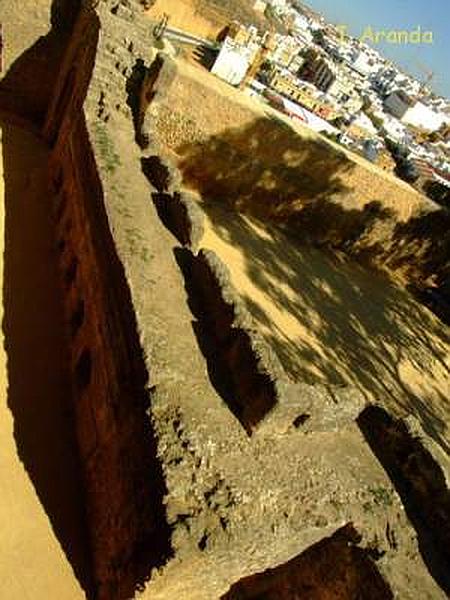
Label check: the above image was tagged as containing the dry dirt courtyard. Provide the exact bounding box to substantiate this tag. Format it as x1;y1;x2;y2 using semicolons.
198;200;450;454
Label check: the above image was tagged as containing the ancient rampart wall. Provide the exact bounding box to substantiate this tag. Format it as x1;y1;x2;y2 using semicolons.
1;2;449;599
42;6;170;597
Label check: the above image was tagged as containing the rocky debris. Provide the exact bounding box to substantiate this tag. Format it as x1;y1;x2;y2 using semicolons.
151;401;238;557
187;248;289;433
221;523;394;600
256;382;368;437
358;405;450;593
141;152;182;194
110;3;135;21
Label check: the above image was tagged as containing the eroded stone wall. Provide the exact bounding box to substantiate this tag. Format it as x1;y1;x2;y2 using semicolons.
139;152;284;433
2;2;450;599
221;524;394;600
44;6;170;597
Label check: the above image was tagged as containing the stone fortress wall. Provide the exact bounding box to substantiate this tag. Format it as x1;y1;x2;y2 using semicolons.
0;1;449;599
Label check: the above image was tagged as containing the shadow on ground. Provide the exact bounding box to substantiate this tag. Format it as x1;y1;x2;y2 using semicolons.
202;202;450;454
1;119;94;596
177;114;358;219
175;117;450;455
0;0;95;594
192;44;218;70
388;209;450;285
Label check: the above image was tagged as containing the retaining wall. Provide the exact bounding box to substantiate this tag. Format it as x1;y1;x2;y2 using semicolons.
142;54;450;285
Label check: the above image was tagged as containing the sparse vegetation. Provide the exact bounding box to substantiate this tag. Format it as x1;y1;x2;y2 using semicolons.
368;486;394;507
94;122;121;174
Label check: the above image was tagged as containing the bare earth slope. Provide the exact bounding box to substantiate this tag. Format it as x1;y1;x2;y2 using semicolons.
0;0;88;596
199;202;450;453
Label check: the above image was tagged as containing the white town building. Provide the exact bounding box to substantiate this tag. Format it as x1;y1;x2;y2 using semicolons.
211;38;254;86
384;91;448;132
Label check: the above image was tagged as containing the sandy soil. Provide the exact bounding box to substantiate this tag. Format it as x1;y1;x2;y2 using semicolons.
2;0;52;72
147;0;225;40
199;201;450;453
0;122;86;599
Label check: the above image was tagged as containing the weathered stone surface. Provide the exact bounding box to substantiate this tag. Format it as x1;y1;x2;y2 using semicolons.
138;53;178;150
256;382;368;437
2;1;449;599
186;248;281;433
172;191;205;250
221;524;394;600
358;405;450;591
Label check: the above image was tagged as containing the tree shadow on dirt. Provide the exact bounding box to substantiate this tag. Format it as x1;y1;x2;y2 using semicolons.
177;114;357;220
176;117;450;456
387;209;450;286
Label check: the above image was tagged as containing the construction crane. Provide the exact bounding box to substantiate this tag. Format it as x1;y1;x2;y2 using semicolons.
417;61;434;88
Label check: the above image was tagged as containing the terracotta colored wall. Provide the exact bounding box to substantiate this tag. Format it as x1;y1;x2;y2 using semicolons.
44;9;170;597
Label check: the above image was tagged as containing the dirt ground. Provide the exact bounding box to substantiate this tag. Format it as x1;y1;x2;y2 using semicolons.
147;0;225;40
0;121;86;599
198;200;450;454
162;58;449;453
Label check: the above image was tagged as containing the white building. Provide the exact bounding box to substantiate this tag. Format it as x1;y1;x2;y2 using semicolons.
351;112;378;137
352;50;380;76
373;110;410;144
403;103;448;132
385;91;448;132
268;0;288;14
291;13;310;34
211;39;253;86
326;67;364;115
269;34;300;68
